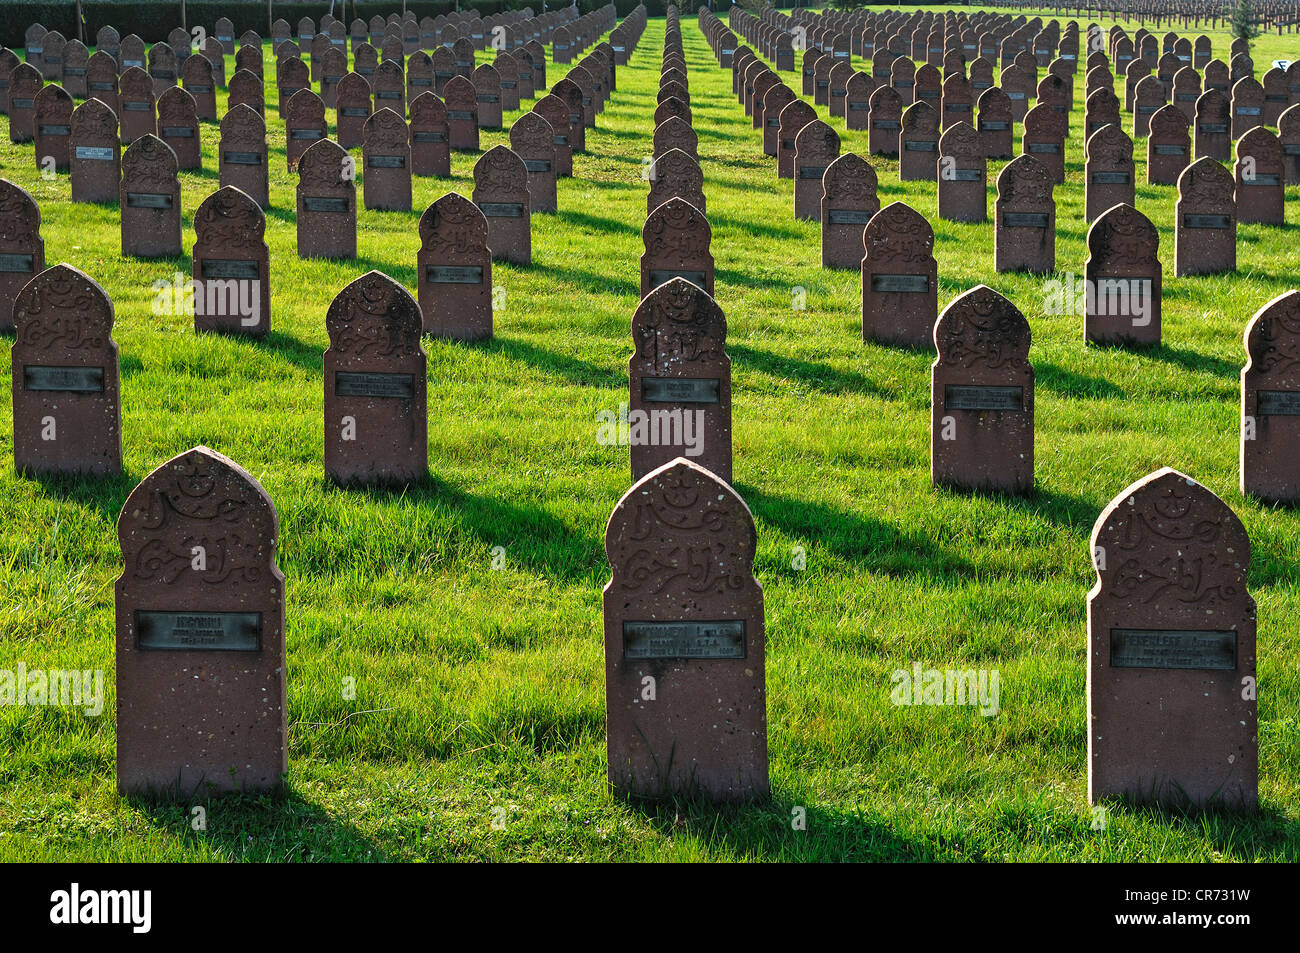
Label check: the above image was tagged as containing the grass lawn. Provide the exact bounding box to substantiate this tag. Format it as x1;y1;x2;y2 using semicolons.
0;8;1297;861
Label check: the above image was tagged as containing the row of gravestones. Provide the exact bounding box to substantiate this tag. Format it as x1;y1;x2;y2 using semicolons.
701;22;1289;351
91;282;1278;808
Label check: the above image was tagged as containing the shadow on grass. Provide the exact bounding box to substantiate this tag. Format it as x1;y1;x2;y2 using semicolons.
729;341;903;399
1034;360;1127;399
325;472;604;583
471;335;625;388
1142;342;1241;378
738;483;975;577
555;207;641;237
129;783;383;862
528;259;642;298
1096;796;1299;859
620;792;955;861
26;467;140;523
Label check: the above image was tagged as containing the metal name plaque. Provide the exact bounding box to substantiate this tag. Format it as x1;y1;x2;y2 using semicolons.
623;620;745;660
1183;214;1231;229
476;94;500;103
1257;390;1300;416
75;146;114;160
410;78;432;87
641;377;720;404
303;196;348;212
335;371;416;399
479;202;523;217
523;159;551;172
950;168;982;181
1091;171;1131;184
1153;144;1187;155
871;273;930;293
367;155;406;168
127;192;174;209
905;140;938;151
1027;142;1060;153
1109;629;1236;670
1003;212;1049;227
426;265;483;284
223;151;262;165
945;385;1024;411
122;101;150;111
872;119;901;129
413;131;447;142
828;208;874;225
11;98;35;109
1245;173;1281;186
447;110;473;120
161;126;194;137
947;102;971;111
1237;106;1262;116
377;90;402;99
189;84;211;93
136;610;262;652
290;128;324;139
0;253;35;273
89;81;115;91
981;120;1009;130
340;106;369;117
848;101;871;111
1199;123;1228;133
798;165;828;179
201;259;260;280
649;269;707;288
23;364;105;392
38;124;70;136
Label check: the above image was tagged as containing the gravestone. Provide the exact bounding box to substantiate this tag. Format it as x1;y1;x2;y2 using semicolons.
417;192;492;339
85;50;120;116
406;50;434;104
472;63;503;130
820;153;879;270
648;147;705;217
297;138;357;260
0;180;45;333
1281;104;1300;186
228;69;265;117
1001;63;1034;121
182;53;217;122
121;33;146;73
1242;290;1300;503
11;263;119;475
235;44;264;79
536;95;573;177
994;154;1054;273
219;104;269;210
361;108;412;212
120;135;181;258
33;84;73;172
1232;77;1266;140
148;42;179;98
1085;123;1135;223
117;67;156;145
552;77;586;153
324;271;427;485
793;120;840;222
1194;88;1232;161
844;71;872;131
867;84;903;157
510;111;557;214
285;88;328;172
603;457;767;801
1234;127;1285;226
8;63;42;143
1037;72;1071;134
373;59;406;118
277;56;310;115
628;277;731;483
1173;66;1201;123
976;87;1013;158
192;186;270;336
70;97;120;205
653;93;689;129
96;25;122;64
777;99;817;178
336;73;372;149
115;446;286;795
937;121;986;223
941;72;974;131
445;75;479;150
157;86;201;172
930;285;1034;494
1085;203;1162;346
1147;104;1191;185
1088;468;1256;810
761;84;796;158
653;115;697;162
216;17;235;54
899;100;940;180
61;39;88;100
1132;74;1165;138
641;197;713;299
409;91;451;178
320;47;347;109
432;46;456;95
1176;158;1237;277
473;145;532;265
1086;85;1123;138
861;202;937;350
494;52;520;113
